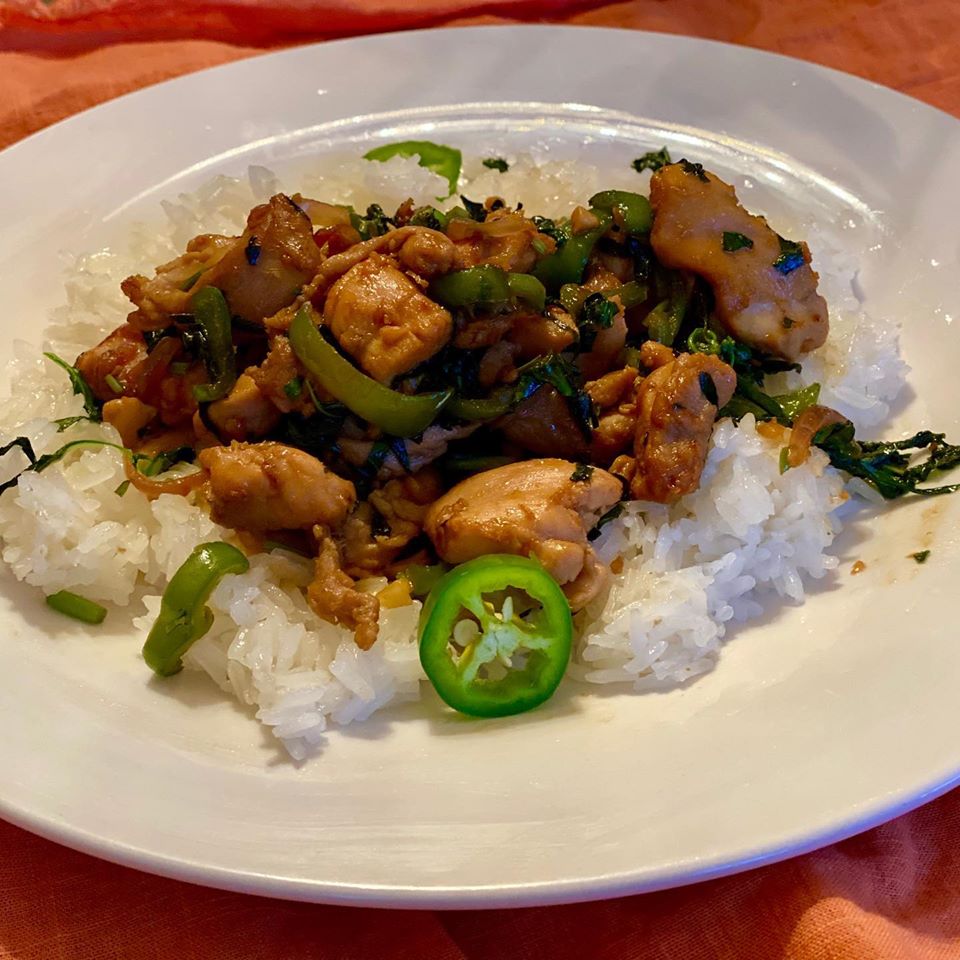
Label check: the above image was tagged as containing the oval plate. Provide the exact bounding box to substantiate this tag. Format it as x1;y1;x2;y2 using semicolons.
1;26;959;908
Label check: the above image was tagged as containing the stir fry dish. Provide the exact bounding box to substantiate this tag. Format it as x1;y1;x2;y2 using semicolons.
6;145;959;721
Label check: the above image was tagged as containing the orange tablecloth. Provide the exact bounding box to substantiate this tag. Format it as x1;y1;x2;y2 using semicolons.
2;2;959;958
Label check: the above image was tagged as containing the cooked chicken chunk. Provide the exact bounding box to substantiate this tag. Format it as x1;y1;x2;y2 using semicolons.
449;210;553;274
510;307;577;360
101;397;156;448
206;374;281;441
586;367;640;463
323;253;453;382
197;441;355;531
424;459;622;609
307;538;379;650
620;352;736;504
75;323;148;400
120;235;234;331
244;335;312;415
341;469;444;578
123;194;322;330
650;163;828;360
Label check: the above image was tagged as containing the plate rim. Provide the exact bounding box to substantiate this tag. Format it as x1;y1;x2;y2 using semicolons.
1;23;959;909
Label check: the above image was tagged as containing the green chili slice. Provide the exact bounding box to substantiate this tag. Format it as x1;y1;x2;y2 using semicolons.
363;140;462;198
46;590;107;624
190;286;237;403
429;266;545;313
418;555;573;718
588;190;653;234
532;213;611;291
289;304;452;437
142;541;249;677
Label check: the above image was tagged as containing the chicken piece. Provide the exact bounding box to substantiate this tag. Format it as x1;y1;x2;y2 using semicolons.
448;210;555;274
638;340;675;371
425;458;622;609
75;323;201;425
244;335;312;415
497;386;589;460
197;441;355;531
206;374;281;441
625;352;736;503
75;323;148;400
124;195;322;330
649;163;828;360
510;307;577;360
307;538;380;650
120;235;234;331
397;229;456;279
586;367;640;464
338;422;480;479
101;397;157;448
323;254;452;382
341;469;444;577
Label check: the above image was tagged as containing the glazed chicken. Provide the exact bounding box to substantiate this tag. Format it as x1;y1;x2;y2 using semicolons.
323;253;453;382
63;159;839;653
424;459;622;609
614;351;736;504
198;442;355;531
123;194;323;330
650;162;829;360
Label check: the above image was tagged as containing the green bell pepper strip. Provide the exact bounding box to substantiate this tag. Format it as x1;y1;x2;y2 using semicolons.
588;190;653;234
506;273;546;312
644;273;696;346
46;590;107;625
418;555;573;718
289;305;452;438
559;279;647;318
429;266;546;313
142;542;249;677
363;140;462;198
446;385;515;422
532;212;611;291
191;286;237;403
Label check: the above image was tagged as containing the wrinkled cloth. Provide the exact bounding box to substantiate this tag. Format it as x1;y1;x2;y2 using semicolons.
1;2;960;958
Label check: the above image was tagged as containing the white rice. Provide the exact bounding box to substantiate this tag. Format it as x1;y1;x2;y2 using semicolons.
0;156;907;760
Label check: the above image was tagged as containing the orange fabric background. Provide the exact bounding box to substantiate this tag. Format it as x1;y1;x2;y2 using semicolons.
1;2;959;958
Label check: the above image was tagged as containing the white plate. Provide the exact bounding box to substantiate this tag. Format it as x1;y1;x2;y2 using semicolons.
1;26;959;909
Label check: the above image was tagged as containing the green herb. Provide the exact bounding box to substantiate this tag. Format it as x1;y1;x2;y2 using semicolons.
104;374;123;395
910;550;931;564
679;159;709;182
350;203;393;240
570;463;594;483
363;140;462;198
779;447;791;474
45;590;107;625
773;382;820;420
577;293;618;352
814;423;960;500
530;216;568;249
190;286;237;403
699;372;719;406
687;326;720;355
631;147;672;173
460;195;486;222
409;206;448;231
514;354;596;440
531;238;547;255
722;231;754;252
52;415;91;433
44;352;101;421
283;377;303;399
588;502;624;541
482;157;509;173
179;269;204;292
114;480;131;497
773;236;805;274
